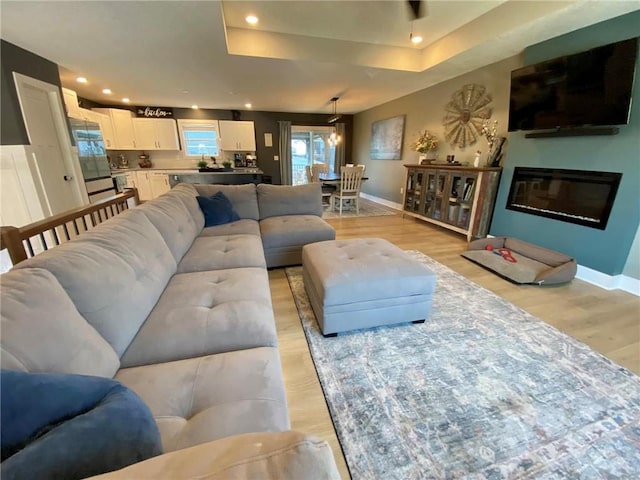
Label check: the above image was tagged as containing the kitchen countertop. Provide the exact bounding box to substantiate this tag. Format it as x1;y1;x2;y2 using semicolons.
110;167;263;175
110;167;198;174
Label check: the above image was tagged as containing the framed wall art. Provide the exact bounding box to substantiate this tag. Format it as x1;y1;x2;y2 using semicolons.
370;115;405;160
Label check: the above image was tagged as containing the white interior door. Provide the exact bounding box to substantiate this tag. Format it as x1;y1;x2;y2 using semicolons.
13;73;84;214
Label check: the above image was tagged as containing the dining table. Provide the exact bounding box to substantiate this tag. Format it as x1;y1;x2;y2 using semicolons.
317;173;369;183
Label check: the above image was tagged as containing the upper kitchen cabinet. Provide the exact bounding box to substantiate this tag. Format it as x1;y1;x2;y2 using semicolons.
133;118;179;150
62;87;80;118
68;108;116;149
95;112;116;149
219;120;256;151
92;108;137;150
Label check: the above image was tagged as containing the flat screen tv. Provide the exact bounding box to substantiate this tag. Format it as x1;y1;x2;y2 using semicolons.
508;37;638;132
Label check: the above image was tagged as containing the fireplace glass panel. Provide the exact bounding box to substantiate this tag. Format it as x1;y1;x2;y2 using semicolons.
506;167;621;230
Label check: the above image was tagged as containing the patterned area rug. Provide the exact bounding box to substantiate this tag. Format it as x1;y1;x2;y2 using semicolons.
285;251;640;479
322;198;397;219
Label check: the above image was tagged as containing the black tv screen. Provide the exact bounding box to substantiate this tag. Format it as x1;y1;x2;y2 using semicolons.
508;37;638;132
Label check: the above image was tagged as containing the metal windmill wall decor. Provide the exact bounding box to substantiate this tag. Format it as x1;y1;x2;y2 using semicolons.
442;84;492;149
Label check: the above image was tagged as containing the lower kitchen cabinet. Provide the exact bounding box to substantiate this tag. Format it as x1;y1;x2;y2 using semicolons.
149;172;171;197
135;171;153;201
403;164;501;241
134;170;173;201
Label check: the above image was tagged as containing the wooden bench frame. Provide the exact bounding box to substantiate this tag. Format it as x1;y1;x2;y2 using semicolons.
1;189;139;266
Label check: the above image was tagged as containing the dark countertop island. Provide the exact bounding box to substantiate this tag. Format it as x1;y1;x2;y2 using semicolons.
168;169;265;187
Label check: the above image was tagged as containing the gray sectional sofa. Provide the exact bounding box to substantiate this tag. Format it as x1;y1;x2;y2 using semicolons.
0;182;339;478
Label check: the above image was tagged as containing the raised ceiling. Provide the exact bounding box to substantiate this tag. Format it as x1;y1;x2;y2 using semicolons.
1;1;638;114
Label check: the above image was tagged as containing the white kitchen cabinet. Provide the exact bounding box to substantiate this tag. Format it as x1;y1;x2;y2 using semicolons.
62;88;80;118
219;120;256;151
133;118;179;151
70;108;116;150
135;170;153;201
96;113;116;149
135;170;170;200
124;172;136;189
93;108;137;150
149;171;171;197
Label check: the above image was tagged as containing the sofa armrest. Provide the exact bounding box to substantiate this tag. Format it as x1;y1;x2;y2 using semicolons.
86;431;340;480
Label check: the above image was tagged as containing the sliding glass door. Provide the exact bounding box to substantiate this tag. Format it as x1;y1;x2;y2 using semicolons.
291;126;336;185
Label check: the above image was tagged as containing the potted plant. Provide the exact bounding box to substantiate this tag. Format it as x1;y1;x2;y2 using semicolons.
222;160;233;171
411;130;438;163
197;159;208;169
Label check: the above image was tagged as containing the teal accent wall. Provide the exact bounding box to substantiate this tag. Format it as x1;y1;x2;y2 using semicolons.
490;12;640;277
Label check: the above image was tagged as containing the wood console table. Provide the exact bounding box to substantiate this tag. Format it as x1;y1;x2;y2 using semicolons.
402;164;501;241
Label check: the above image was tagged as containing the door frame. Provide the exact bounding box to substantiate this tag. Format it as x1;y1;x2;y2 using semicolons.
12;72;87;206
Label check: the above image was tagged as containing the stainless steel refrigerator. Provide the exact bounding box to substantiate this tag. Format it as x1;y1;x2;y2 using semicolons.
69;118;116;203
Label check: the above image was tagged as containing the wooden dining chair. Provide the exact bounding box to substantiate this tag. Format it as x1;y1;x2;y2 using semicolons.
331;165;365;215
311;163;329;180
308;163;332;205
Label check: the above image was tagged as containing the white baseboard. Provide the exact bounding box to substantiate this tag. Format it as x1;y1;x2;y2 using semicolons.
363;194;639;296
576;265;640;296
360;192;402;211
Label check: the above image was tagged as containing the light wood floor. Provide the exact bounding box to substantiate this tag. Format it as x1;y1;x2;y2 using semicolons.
269;211;640;479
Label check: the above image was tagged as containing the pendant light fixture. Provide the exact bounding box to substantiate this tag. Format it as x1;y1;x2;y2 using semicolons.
327;97;341;146
327;97;342;124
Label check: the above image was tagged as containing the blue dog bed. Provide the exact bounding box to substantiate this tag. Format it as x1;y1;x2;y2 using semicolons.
1;370;162;480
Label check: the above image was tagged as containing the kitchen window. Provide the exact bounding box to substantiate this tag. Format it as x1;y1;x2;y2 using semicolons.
177;119;220;158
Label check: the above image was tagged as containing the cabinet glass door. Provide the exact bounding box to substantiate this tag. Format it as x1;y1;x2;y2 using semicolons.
457;174;477;229
431;172;448;220
404;169;424;213
422;172;436;217
445;174;463;225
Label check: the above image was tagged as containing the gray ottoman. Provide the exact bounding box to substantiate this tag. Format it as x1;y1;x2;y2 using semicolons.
302;238;437;336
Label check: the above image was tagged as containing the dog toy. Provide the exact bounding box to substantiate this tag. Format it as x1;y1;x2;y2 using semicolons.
484;244;517;263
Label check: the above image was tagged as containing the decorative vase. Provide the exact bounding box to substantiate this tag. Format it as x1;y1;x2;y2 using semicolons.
418;154;427;164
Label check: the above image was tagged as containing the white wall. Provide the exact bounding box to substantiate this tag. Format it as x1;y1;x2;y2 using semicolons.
352;55;522;204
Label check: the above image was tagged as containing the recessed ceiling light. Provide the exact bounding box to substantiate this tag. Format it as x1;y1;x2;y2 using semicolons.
245;15;258;25
191;105;199;109
76;77;88;83
245;103;252;109
411;35;423;45
102;88;112;94
122;98;130;103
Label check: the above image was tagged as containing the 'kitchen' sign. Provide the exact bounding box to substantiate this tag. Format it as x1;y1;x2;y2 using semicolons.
136;106;173;118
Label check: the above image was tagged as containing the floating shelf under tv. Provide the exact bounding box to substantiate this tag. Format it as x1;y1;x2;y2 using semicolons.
524;126;620;138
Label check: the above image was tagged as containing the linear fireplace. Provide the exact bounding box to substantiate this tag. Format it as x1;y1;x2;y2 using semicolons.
506;167;622;230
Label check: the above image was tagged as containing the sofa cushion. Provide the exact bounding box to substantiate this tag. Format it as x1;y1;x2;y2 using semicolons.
0;268;119;377
257;183;323;219
1;370;161;480
177;234;266;273
200;219;261;237
87;431;340;480
115;347;290;452
13;209;177;357
137;194;200;262
194;184;259;220
120;268;277;367
196;192;241;227
165;184;205;230
260;215;336;250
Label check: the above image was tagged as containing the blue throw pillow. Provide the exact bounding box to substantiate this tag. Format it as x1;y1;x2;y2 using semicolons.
0;370;162;480
196;191;241;227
